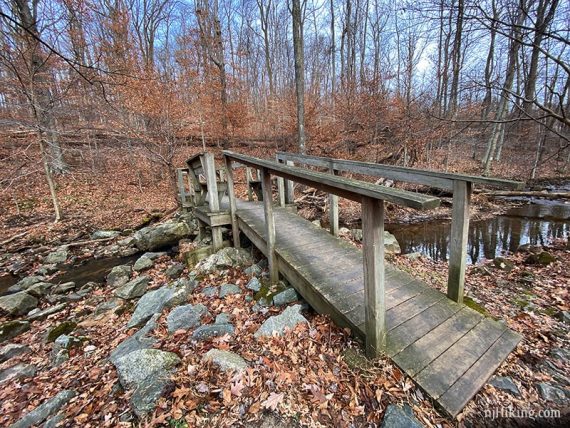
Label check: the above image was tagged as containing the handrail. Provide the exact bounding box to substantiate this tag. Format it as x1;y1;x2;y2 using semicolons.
223;151;441;210
276;151;524;190
223;150;442;358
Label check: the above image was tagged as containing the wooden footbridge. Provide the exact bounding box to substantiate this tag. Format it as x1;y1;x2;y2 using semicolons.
176;151;524;417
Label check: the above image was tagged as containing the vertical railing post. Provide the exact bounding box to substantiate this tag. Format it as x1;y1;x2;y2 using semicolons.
362;197;386;358
284;160;295;204
261;167;279;284
246;167;254;201
203;152;223;250
224;156;240;248
447;180;472;303
176;168;186;206
328;161;339;236
276;156;285;206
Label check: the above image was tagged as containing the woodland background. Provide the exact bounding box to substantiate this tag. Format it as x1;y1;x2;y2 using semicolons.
0;0;569;223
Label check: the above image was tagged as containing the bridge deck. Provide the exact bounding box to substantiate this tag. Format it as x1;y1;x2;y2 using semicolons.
233;199;520;417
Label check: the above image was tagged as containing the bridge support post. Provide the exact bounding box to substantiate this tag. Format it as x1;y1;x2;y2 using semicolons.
203;152;223;251
261;167;279;284
224;157;240;248
362;197;386;358
447;180;472;303
328;162;339;236
284;160;295;204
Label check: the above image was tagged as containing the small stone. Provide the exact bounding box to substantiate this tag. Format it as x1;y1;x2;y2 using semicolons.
244;264;262;276
254;305;308;338
45;248;68;265
0;320;30;343
51;349;69;367
215;313;231;325
557;311;570;324
166;304;209;333
380;404;423;428
246;277;261;292
106;265;132;288
133;256;154;272
272;288;299;306
93;299;122;316
118;237;135;247
203;349;247;372
54;334;83;350
114;276;150;300
165;263;185;279
537;382;568;404
9;389;76;428
311;219;321;227
494;257;515;271
84;345;97;353
219;284;241;298
51;282;76;295
0;292;38;316
192;324;234;341
0;363;36;385
46;321;77;342
0;343;31;363
202;287;218;298
91;230;120;240
489;376;520;396
12;276;45;291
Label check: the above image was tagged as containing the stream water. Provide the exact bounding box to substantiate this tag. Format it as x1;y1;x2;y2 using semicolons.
386;201;570;264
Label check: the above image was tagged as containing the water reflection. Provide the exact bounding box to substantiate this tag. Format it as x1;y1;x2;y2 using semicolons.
387;203;570;264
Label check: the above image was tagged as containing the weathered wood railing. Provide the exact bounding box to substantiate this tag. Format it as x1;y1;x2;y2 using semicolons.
276;152;524;305
223;150;441;357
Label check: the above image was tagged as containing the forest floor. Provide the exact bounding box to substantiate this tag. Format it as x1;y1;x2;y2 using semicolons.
0;142;569;427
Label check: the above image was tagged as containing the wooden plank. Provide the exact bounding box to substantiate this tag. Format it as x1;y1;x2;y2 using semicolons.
438;329;521;416
223;151;440;209
447;180;472;303
362;197;386;357
193;208;231;227
203;153;220;212
414;318;508;399
284;160;295;203
386;299;462;357
393;308;482;376
224;156;240;247
386;289;446;331
277;177;285;206
276;152;524;190
261;167;278;284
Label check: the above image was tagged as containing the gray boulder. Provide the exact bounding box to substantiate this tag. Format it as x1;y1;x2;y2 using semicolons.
25;282;53;298
0;320;30;343
91;230;120;240
272;288;299;306
166;304;208;333
537;382;569;404
106;265;132;288
489;376;520;396
8;276;45;293
110;315;158;364
9;390;76;428
126;280;194;329
133;255;154;272
202;286;218;297
51;282;75;295
114;276;150;300
133;221;191;251
27;303;67;322
195;247;253;274
380;404;423;428
220;284;241;298
254;305;308;338
45;248;68;265
215;313;231;325
203;349;247;372
165;263;185;279
0;363;36;385
192;324;234;341
114;349;181;417
0;343;31;363
244;264;263;277
0;292;38;316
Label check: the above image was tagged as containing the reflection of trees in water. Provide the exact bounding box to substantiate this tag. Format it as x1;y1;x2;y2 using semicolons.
389;212;569;264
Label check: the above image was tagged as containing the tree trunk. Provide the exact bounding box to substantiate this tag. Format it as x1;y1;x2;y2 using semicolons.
292;0;306;154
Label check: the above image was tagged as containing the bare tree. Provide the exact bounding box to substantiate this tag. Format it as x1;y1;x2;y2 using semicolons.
291;0;306;153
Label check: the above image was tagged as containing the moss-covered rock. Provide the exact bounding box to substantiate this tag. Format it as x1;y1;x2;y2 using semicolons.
0;320;30;343
525;251;557;266
47;321;77;343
